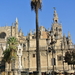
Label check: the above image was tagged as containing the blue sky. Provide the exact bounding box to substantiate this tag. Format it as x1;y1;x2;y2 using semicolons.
0;0;75;44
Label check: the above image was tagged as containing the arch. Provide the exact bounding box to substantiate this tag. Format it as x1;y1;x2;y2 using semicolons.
0;32;6;38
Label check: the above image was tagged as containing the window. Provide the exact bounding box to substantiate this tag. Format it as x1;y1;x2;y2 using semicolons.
32;36;35;39
55;20;57;23
56;27;58;31
19;49;21;53
33;54;35;58
0;32;6;38
58;55;62;61
59;28;62;32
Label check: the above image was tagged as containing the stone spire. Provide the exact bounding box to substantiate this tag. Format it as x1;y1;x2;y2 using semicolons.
67;32;72;49
15;17;18;24
63;34;68;49
15;17;18;38
30;30;32;35
19;28;24;36
19;28;22;33
53;7;58;23
68;32;71;39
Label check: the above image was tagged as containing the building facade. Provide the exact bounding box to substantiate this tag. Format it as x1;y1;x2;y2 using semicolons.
0;9;75;75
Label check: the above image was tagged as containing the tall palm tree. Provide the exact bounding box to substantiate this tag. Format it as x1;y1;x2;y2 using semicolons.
31;0;42;75
3;37;18;73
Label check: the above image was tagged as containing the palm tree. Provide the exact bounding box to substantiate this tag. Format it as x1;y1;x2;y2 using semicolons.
3;48;12;71
7;37;18;58
3;37;18;73
30;0;42;75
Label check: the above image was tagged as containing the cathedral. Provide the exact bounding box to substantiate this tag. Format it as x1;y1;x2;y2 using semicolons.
0;9;75;75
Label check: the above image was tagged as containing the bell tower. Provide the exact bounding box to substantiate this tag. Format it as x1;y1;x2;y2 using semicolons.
51;8;62;39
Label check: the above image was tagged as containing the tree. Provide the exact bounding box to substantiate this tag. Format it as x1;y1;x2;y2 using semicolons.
71;50;75;69
64;50;75;69
7;37;18;58
65;51;71;64
30;0;42;75
3;37;18;72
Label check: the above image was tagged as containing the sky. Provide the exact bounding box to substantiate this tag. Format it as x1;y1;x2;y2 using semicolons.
0;0;75;44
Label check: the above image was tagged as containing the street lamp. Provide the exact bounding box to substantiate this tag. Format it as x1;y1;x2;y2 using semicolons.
30;0;42;75
47;31;58;75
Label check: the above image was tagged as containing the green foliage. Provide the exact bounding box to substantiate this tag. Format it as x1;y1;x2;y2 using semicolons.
65;50;75;65
3;48;11;63
31;0;42;10
7;37;18;50
3;37;18;63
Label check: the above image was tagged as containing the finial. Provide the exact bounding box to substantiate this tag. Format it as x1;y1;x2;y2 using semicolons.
68;32;71;37
53;7;58;23
53;7;56;10
19;28;22;33
30;30;32;35
15;17;18;23
33;29;36;34
68;32;71;40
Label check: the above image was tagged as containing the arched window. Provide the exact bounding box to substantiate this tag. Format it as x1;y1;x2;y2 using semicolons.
56;27;58;31
0;32;6;38
59;28;62;32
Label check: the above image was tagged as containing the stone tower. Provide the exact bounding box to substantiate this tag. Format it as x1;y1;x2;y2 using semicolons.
51;8;62;39
11;18;18;38
15;18;18;38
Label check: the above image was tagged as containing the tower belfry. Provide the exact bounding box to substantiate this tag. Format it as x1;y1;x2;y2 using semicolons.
51;8;62;39
53;7;58;23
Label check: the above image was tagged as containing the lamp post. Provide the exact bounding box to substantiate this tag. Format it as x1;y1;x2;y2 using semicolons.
50;40;56;75
30;0;42;75
47;31;57;75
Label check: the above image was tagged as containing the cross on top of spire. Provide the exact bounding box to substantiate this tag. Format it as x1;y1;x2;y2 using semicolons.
53;7;58;23
53;7;56;10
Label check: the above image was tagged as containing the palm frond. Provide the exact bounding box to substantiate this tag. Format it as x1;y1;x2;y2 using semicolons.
31;0;42;10
3;48;11;63
31;1;35;10
3;37;18;63
7;37;18;50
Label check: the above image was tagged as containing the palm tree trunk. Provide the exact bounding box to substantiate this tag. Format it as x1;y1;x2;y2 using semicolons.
35;3;41;75
8;63;11;75
73;64;74;70
9;63;11;71
68;65;69;70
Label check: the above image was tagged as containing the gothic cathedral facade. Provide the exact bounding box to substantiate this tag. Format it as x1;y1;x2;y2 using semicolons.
0;9;75;74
